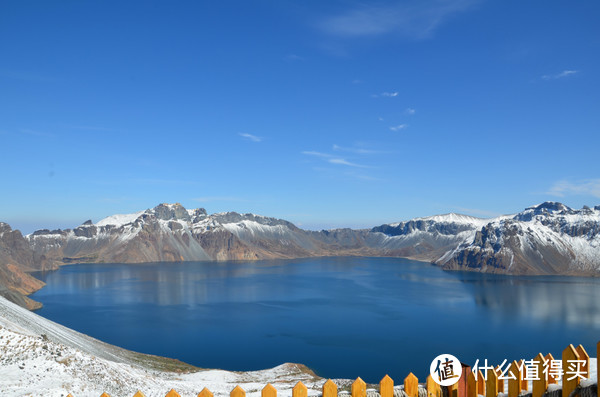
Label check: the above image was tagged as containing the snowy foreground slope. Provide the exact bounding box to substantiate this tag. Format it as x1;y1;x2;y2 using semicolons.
0;297;325;397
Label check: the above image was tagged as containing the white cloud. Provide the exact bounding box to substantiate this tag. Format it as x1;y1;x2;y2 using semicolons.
318;0;479;40
328;158;368;168
405;108;416;115
389;124;408;132
239;133;262;142
542;70;579;80
301;151;333;158
548;179;600;198
332;144;380;155
381;92;399;97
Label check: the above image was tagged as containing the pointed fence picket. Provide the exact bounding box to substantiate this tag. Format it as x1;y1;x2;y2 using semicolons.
531;353;547;397
507;361;519;397
380;374;394;397
199;387;215;397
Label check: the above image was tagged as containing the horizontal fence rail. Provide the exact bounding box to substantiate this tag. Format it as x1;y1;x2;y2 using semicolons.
65;342;599;397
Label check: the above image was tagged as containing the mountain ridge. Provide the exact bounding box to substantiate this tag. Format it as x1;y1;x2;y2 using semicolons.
1;201;599;309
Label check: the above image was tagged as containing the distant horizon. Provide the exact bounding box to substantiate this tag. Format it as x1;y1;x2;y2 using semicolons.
4;199;598;236
2;2;599;235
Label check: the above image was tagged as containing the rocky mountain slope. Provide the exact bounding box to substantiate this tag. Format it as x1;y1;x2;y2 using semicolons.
0;223;51;310
440;202;600;275
1;202;600;309
25;203;372;265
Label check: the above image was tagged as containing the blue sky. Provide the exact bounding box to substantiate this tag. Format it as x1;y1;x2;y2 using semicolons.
1;1;599;233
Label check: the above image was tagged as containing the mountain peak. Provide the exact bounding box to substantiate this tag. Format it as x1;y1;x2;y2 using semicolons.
528;201;570;213
150;203;191;221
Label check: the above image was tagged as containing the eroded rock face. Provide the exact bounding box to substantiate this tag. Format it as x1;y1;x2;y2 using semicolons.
440;203;600;275
152;203;191;222
0;223;48;309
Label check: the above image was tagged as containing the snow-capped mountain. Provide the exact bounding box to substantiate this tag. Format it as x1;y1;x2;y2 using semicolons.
440;202;600;275
2;202;600;309
26;203;339;266
365;213;497;262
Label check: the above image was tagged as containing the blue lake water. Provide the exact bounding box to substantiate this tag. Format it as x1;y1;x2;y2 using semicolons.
31;257;600;383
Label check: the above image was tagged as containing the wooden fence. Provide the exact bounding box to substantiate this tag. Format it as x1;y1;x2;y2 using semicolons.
66;342;599;397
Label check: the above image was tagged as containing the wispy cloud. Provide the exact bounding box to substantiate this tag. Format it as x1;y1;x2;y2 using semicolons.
542;70;579;80
328;158;369;168
389;124;408;132
318;0;479;40
548;179;600;198
332;144;381;155
373;91;399;98
301;150;333;158
405;107;416;115
239;133;263;142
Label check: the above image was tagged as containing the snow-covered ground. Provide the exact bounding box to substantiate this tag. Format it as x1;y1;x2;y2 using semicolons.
0;297;325;397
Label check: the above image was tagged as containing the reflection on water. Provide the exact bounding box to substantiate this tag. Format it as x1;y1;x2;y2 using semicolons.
457;273;600;328
31;258;600;383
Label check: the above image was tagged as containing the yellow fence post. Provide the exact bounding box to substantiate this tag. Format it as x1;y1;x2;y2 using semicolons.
231;385;246;397
507;361;520;397
562;344;581;397
545;353;557;384
323;379;338;397
532;353;547;397
496;366;504;394
575;344;590;379
467;370;477;397
477;370;485;396
100;393;111;397
165;390;181;397
133;392;146;397
198;387;214;397
380;375;394;397
517;360;526;391
263;383;277;397
352;377;367;397
485;366;498;397
427;375;441;397
404;373;419;397
294;381;308;397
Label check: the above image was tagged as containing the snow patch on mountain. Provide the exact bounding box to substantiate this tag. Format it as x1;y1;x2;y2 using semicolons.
96;211;145;227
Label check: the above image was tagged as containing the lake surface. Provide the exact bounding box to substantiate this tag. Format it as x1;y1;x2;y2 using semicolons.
31;257;600;383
